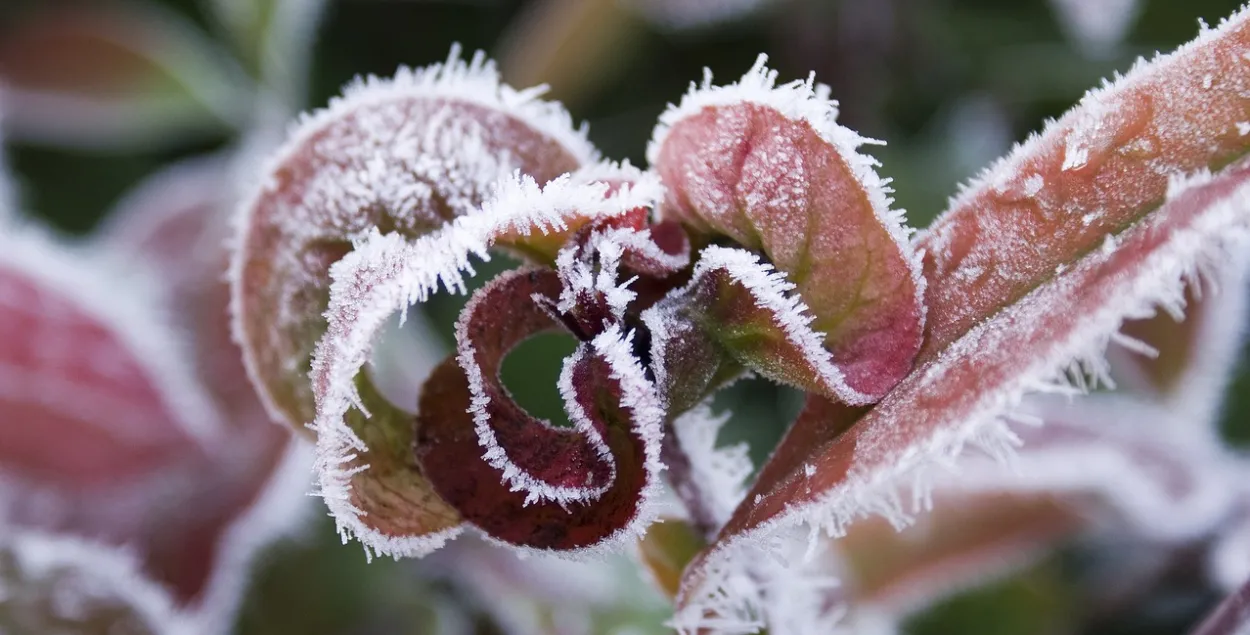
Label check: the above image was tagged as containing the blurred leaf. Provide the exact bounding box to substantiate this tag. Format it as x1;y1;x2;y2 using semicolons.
205;0;327;106
0;3;250;151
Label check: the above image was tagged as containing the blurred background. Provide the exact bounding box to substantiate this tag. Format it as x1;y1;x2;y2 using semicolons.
1;0;1248;633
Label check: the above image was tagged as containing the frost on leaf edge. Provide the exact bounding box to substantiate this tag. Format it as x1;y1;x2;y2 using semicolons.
645;53;926;328
673;166;1250;633
227;44;600;427
646;245;879;405
943;4;1250;211
309;174;661;560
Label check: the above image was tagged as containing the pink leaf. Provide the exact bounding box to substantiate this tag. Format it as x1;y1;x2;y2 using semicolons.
0;228;216;487
677;151;1250;629
649;55;925;403
231;47;598;432
0;160;311;630
920;9;1250;360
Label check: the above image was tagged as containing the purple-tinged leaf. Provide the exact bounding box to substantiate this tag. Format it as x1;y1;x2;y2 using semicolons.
414;266;663;551
669;400;753;532
677;149;1250;630
920;8;1250;359
97;155;265;426
308;173;658;558
0;228;218;487
0;159;314;629
554;212;690;337
417;320;663;552
231;48;598;432
442;268;614;506
648;55;925;403
645;245;894;408
0;530;190;634
0;4;247;150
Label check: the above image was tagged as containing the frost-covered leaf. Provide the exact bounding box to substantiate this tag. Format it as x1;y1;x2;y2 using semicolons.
415;267;663;551
554;208;690;338
921;8;1250;358
98;155;262;424
432;268;613;507
648;55;925;404
308;173;657;558
417;318;663;552
952;396;1241;543
677;150;1250;631
0;530;189;635
0;227;218;487
0;161;312;632
92;157;314;624
0;4;248;150
231;47;597;432
663;398;753;537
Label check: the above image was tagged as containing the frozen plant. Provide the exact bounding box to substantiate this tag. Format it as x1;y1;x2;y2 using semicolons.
204;4;1250;634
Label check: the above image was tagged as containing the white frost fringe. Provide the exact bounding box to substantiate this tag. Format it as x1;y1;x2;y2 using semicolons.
309;172;660;559
672;400;753;527
453;272;617;507
229;45;599;427
674;167;1250;634
647;53;926;325
1;530;193;634
457;325;667;559
649;245;876;405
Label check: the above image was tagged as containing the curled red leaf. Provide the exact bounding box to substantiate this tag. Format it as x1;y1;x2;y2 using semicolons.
231;48;597;432
416;272;664;550
649;55;925;403
309;173;659;558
